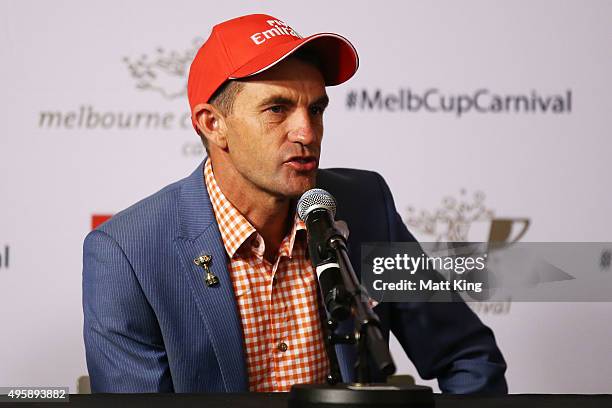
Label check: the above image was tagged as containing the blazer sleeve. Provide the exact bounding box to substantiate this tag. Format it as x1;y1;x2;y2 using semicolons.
374;173;508;394
82;229;174;392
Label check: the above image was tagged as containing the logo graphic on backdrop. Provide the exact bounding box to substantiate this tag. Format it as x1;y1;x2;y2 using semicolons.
405;189;530;243
123;38;203;99
37;37;205;152
346;88;572;116
0;245;10;270
91;215;113;230
404;190;531;315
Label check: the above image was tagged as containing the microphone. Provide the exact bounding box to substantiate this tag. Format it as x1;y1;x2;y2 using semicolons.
297;189;351;321
297;188;397;379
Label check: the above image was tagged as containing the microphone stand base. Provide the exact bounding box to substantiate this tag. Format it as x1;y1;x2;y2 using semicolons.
289;383;434;408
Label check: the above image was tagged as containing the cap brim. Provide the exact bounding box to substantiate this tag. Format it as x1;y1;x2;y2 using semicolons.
229;33;359;86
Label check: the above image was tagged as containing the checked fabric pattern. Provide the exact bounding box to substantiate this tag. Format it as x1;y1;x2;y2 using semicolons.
204;159;329;391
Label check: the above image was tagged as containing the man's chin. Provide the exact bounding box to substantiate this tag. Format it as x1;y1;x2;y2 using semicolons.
283;186;314;200
280;179;317;199
266;168;317;198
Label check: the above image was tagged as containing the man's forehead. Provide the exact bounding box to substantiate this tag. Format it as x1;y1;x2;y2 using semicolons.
238;80;328;106
236;60;327;104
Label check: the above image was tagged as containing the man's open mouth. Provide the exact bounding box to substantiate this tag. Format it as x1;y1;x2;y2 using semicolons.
285;156;318;171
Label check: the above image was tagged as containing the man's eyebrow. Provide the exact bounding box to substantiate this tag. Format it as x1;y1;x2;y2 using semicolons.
257;96;295;108
257;94;330;108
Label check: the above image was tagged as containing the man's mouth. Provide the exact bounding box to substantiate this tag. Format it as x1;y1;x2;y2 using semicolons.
284;156;318;172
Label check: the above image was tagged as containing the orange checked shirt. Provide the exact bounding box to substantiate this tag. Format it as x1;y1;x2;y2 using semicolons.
204;159;330;392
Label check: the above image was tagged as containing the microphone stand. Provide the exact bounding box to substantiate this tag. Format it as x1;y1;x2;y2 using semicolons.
289;230;434;407
330;235;395;383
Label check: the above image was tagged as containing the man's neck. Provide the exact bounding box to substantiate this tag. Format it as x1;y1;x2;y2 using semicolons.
209;157;292;262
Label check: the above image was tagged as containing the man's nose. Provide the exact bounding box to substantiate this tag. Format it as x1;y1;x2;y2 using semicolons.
287;110;318;145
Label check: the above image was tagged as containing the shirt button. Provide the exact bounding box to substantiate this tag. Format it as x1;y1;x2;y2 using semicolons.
277;342;288;352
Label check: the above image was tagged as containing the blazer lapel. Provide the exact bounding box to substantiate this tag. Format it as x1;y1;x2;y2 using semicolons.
174;161;248;392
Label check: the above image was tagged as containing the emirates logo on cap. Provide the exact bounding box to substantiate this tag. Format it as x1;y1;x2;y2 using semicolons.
250;19;302;45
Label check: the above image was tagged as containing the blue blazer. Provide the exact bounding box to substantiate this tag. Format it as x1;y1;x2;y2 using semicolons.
83;162;507;394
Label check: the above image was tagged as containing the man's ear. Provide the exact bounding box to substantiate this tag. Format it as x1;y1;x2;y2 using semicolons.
193;103;228;150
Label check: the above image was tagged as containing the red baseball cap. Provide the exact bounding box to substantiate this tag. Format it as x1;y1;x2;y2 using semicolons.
187;14;359;128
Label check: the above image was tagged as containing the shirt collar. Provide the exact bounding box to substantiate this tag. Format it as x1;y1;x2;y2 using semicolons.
204;158;306;259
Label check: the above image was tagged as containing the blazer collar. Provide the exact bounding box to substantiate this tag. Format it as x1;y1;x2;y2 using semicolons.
175;159;248;391
177;160;217;241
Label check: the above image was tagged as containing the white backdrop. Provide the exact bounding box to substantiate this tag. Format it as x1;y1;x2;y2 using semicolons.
1;0;611;393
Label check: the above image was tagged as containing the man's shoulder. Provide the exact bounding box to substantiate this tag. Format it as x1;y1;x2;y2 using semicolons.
317;167;381;184
316;167;395;224
316;167;413;244
317;167;385;191
91;175;188;243
317;167;388;202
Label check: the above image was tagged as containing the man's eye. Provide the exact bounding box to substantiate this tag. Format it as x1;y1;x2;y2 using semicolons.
268;105;284;113
310;106;325;115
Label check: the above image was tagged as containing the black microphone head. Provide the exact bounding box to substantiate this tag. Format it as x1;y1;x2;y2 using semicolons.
297;188;337;222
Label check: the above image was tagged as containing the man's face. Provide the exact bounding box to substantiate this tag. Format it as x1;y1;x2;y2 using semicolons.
222;57;328;199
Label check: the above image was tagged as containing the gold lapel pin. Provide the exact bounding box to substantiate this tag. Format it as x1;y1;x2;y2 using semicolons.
194;254;219;287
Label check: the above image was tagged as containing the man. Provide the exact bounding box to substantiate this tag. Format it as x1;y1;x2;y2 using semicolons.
83;14;507;394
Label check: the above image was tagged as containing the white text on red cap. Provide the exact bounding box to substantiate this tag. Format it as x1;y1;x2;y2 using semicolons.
250;20;302;45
